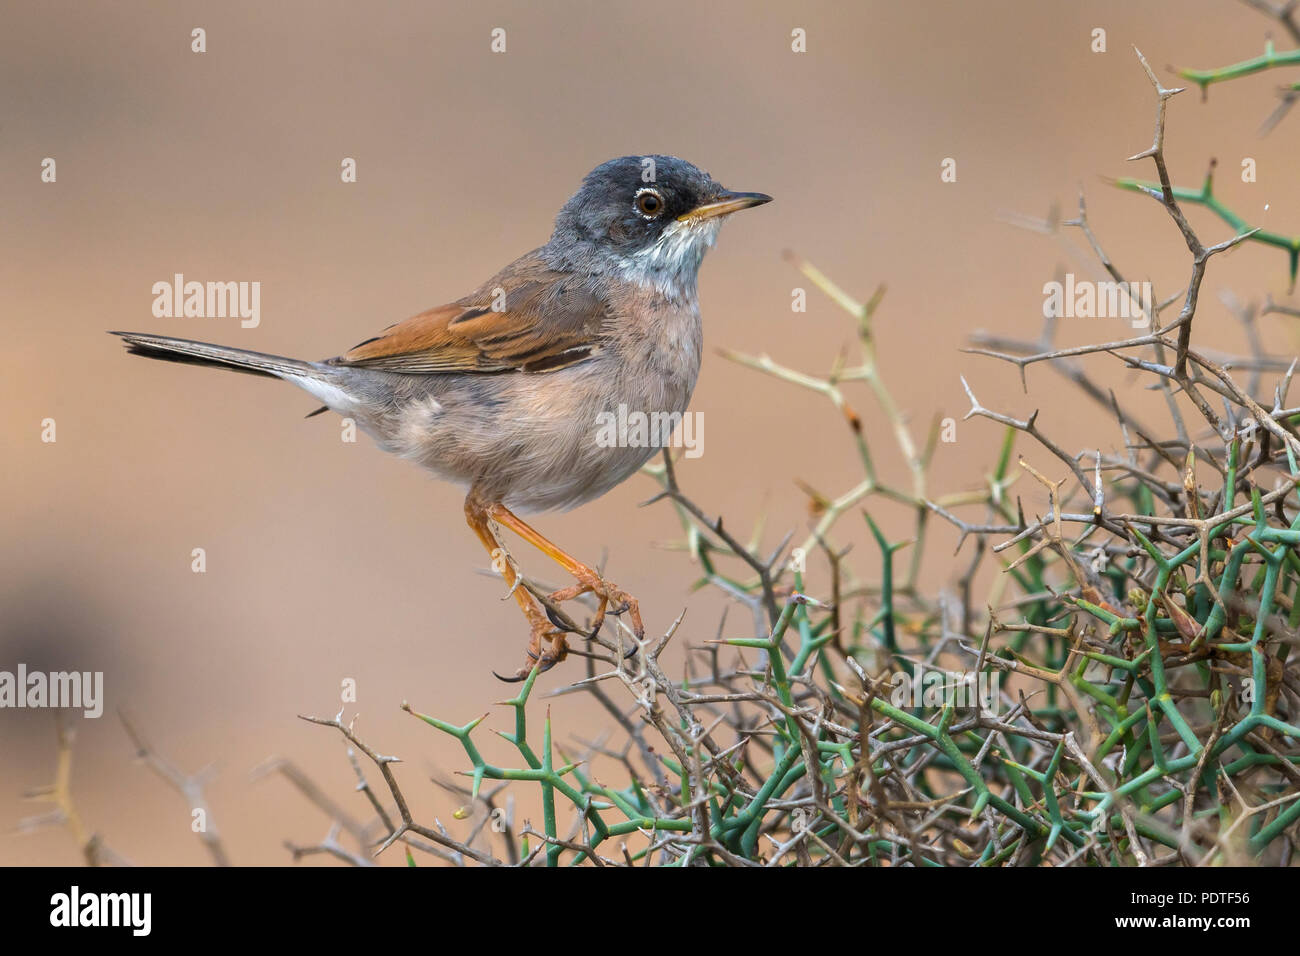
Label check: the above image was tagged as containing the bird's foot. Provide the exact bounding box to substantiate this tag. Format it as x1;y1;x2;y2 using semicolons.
549;567;645;641
493;618;569;683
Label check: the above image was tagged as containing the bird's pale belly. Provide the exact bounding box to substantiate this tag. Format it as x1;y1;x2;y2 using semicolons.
374;354;696;513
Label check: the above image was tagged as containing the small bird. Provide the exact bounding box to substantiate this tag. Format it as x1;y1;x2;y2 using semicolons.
112;155;771;680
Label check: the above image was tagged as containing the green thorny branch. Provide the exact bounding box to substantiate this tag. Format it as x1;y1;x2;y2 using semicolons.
1179;37;1300;93
1105;6;1300;285
1114;161;1300;292
283;47;1300;866
1175;1;1300;131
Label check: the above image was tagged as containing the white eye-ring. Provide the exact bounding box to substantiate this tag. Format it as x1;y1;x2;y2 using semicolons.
634;187;665;219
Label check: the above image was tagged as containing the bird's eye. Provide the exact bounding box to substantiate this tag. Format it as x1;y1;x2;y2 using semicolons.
634;188;664;219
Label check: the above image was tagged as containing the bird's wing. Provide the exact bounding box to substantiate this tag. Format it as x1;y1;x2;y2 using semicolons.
329;258;609;375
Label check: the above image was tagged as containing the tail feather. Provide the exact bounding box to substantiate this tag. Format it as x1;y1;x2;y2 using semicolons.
111;331;358;413
110;331;314;379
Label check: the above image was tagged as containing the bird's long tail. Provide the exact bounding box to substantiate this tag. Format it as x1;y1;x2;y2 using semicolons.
110;331;316;378
110;331;354;412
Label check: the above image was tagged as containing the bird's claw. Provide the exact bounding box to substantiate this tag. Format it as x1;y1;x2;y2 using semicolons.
544;603;576;633
549;573;645;642
493;625;568;683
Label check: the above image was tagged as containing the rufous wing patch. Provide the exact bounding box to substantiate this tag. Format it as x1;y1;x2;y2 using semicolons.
331;263;608;375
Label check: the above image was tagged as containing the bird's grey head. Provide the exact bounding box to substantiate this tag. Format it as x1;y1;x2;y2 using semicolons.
545;155;771;301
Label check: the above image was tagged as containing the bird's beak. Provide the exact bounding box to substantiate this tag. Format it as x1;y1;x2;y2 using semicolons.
678;190;773;222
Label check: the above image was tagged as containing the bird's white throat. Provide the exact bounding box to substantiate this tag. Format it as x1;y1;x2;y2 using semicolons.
618;217;723;302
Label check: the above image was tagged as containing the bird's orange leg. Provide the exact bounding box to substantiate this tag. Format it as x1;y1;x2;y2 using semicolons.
485;502;645;642
464;493;568;681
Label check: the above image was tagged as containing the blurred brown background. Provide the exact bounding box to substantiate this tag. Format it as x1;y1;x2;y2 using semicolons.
3;0;1299;864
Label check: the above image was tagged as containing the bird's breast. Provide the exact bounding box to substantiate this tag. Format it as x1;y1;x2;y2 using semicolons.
610;289;704;404
369;294;704;513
